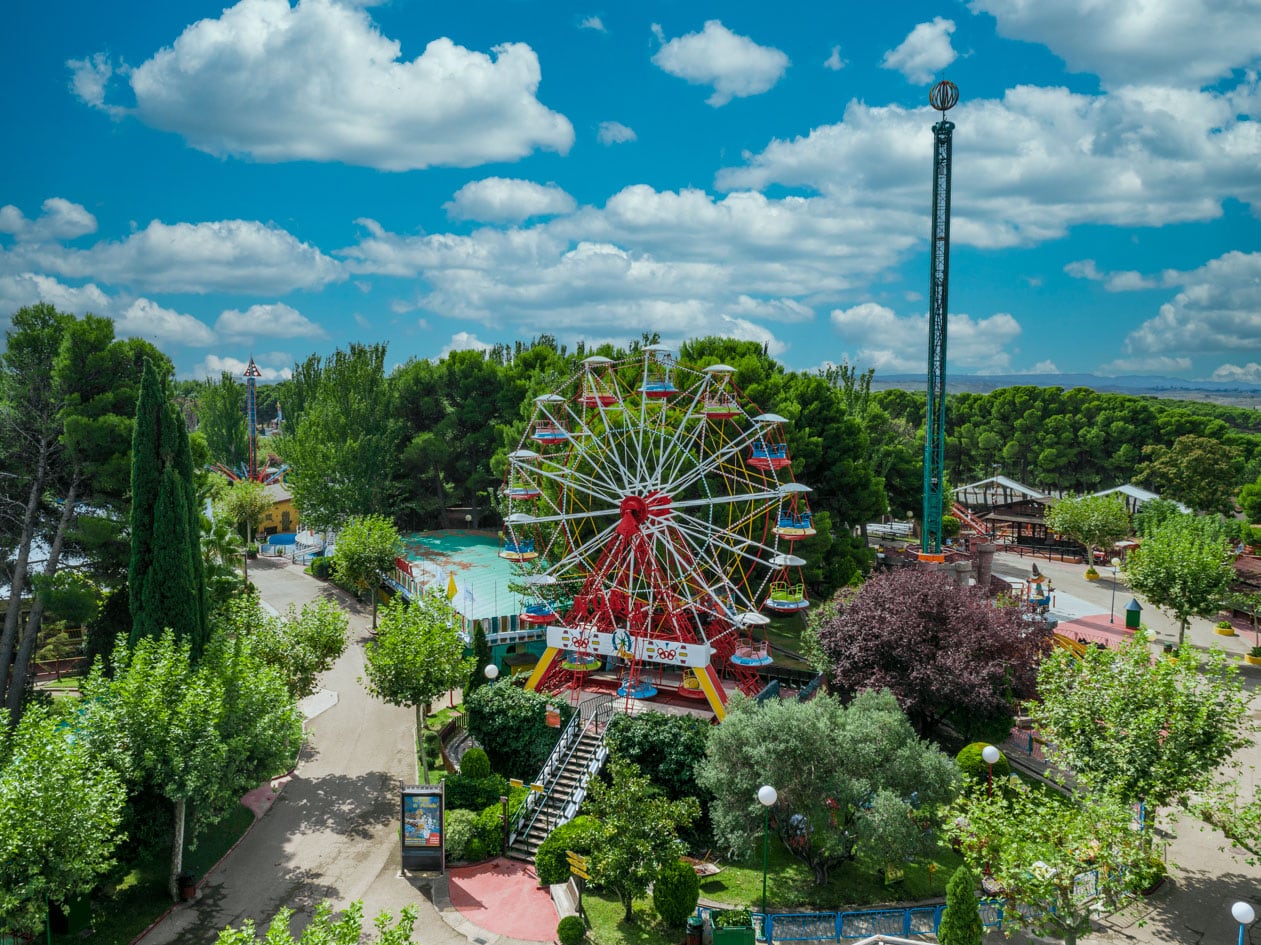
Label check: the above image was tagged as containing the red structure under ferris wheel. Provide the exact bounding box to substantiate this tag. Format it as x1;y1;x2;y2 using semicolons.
503;346;812;720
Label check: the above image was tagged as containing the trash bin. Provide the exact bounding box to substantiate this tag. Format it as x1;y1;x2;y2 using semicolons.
686;915;704;945
178;872;198;901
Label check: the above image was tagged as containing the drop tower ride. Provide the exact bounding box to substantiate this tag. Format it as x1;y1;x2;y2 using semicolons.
920;80;959;562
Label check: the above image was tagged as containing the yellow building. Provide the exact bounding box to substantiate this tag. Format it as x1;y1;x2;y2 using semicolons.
260;482;299;536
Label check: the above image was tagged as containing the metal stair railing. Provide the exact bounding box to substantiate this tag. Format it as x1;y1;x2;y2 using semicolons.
508;694;620;849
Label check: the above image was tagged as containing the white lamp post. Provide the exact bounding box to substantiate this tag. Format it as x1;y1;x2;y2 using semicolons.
757;785;777;919
1109;556;1122;624
981;744;1001;797
484;662;499;684
1232;901;1255;945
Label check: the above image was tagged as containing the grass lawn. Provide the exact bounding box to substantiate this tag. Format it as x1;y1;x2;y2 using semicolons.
583;838;964;945
763;615;811;671
696;835;963;911
52;803;256;945
584;889;679;945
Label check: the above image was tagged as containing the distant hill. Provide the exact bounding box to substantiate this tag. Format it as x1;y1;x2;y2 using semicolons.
873;373;1261;407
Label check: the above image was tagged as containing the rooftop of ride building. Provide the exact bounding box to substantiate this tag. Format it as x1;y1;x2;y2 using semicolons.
397;530;523;623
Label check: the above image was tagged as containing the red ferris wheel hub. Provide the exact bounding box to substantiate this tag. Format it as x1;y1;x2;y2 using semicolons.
616;492;672;536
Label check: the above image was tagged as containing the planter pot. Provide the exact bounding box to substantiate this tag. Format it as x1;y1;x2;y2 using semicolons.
1215;625;1236;636
1084;571;1100;582
1245;654;1261;666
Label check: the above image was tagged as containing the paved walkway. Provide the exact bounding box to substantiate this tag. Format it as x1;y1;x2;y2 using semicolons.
138;558;543;945
991;552;1261;945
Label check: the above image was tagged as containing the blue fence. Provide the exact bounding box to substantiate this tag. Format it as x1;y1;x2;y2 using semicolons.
699;893;1033;941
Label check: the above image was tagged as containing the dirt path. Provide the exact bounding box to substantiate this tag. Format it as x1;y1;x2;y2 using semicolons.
139;558;467;944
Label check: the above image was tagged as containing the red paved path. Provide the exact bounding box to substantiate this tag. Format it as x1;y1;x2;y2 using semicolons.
448;858;558;942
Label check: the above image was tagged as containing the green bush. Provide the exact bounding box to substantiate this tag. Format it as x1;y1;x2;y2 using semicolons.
461;746;492;778
465;683;574;780
534;815;600;885
463;803;506;861
444;773;510;812
937;865;982;945
444;808;479;861
421;730;441;768
557;915;586;945
652;859;700;927
955;742;1011;786
603;711;712;801
711;909;752;929
310;556;331;580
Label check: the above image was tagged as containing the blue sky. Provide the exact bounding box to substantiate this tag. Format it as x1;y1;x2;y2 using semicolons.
2;0;1259;382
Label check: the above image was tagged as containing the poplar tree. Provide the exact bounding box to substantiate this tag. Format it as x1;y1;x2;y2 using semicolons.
129;359;207;658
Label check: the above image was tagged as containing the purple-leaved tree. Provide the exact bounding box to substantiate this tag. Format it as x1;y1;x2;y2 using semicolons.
814;568;1050;738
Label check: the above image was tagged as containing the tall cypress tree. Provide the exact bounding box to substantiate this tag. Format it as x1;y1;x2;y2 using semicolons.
129;360;206;659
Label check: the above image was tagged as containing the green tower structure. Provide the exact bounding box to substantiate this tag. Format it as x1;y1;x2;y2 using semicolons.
920;80;959;562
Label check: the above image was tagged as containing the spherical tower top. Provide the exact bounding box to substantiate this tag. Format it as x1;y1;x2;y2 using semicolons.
929;80;959;113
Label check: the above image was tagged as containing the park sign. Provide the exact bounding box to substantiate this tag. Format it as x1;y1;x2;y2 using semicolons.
566;850;590;880
400;783;444;872
546;624;712;668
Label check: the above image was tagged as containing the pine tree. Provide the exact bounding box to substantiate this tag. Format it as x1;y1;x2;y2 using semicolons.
129;359;207;659
938;865;982;945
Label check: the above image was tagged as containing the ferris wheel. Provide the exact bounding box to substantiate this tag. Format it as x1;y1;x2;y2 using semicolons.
504;346;813;719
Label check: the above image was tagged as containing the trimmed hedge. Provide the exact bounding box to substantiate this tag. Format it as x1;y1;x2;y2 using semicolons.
463;804;506;861
955;742;1011;786
444;808;479;861
445;773;510;812
460;746;492;778
534;815;600;886
653;859;700;927
557;915;586;945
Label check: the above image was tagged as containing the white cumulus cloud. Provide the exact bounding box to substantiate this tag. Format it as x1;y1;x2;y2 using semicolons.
0;273;112;321
215;303;329;341
880;18;958;85
441;331;493;357
189;354;292;381
829;302;1022;373
1064;259;1162;291
651;20;789;106
1211;362;1261;384
597;121;637;145
823;46;845;71
10;218;342;295
116;298;215;346
718;84;1261;249
1122;251;1261;357
969;0;1261;88
74;0;573;171
0;199;98;243
445;178;577;223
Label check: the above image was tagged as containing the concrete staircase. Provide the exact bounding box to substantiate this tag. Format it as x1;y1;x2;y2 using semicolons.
507;726;604;860
506;694;616;862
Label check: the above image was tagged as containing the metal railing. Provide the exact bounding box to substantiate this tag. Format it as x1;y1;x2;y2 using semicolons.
507;694;618;849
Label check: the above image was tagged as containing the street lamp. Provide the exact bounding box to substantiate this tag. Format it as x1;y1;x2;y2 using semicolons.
484;663;500;684
981;745;1001;797
757;784;777;919
1109;556;1122;624
1232;901;1255;945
